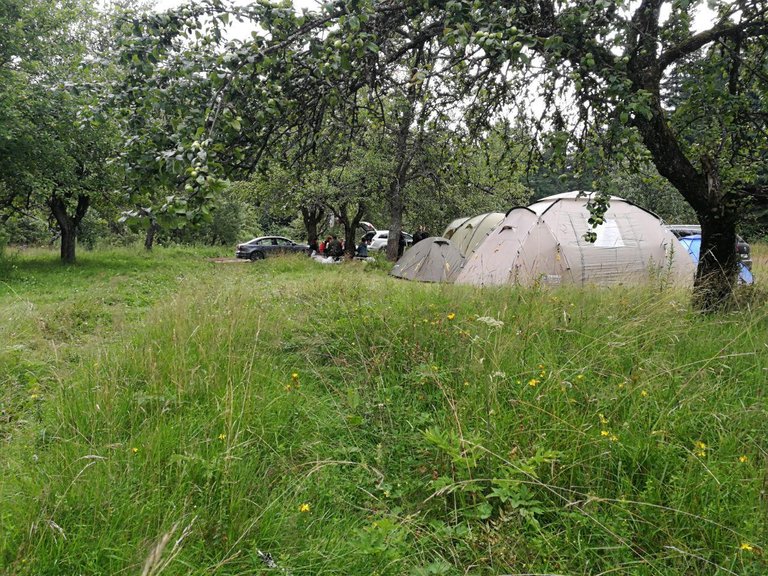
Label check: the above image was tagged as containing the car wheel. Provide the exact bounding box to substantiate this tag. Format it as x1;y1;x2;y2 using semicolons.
249;251;265;261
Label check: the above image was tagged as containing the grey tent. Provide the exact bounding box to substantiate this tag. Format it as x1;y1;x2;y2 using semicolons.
456;191;695;287
442;217;471;240
390;237;465;283
448;212;505;256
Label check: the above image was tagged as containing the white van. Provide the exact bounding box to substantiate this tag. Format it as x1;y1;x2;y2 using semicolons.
367;230;413;252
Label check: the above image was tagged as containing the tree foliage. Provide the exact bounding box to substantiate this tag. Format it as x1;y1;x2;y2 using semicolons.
0;0;125;262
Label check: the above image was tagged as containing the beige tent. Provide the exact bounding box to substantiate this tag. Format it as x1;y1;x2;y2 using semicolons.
448;212;505;257
390;237;465;283
442;217;471;240
456;192;695;287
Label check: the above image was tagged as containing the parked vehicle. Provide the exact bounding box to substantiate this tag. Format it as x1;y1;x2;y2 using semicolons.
677;235;753;284
367;230;413;252
235;236;309;260
665;225;752;270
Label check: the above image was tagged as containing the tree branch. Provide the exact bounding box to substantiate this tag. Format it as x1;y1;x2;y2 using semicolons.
658;20;768;70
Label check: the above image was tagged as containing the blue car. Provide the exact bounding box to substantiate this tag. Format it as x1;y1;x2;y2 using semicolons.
677;235;753;284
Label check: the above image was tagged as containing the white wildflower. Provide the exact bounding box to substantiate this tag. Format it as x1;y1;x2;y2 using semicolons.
476;316;504;328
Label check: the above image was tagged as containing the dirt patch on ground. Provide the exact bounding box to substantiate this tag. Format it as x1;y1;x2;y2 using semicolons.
207;258;248;264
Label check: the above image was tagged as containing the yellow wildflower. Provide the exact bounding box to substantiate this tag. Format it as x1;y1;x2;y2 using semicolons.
292;372;299;380
598;413;609;425
739;455;749;463
299;503;311;513
600;430;610;437
528;378;539;387
640;389;648;397
447;313;456;321
740;542;754;551
218;433;226;441
131;447;139;454
575;374;585;381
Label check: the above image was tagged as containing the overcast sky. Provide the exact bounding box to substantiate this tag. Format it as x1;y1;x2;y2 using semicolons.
150;0;717;37
152;0;319;13
150;0;322;40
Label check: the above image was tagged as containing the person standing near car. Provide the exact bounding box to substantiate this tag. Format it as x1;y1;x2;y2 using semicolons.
398;232;406;258
413;225;428;244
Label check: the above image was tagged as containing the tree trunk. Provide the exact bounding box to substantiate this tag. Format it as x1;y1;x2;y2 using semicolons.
632;100;741;310
626;32;740;311
301;205;325;250
693;169;740;311
641;141;741;311
144;218;159;251
49;192;89;264
335;202;366;258
386;103;414;261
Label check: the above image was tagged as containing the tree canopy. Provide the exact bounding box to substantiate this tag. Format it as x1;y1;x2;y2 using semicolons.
0;0;124;262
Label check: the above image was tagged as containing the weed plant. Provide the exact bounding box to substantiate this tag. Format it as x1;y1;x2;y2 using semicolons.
1;247;767;575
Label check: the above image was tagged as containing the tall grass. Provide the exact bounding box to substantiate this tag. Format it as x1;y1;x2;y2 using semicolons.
1;247;767;575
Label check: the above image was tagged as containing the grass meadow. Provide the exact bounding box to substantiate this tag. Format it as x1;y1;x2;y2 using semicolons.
1;245;767;575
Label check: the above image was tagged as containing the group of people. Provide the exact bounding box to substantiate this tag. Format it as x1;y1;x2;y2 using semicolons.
310;235;369;261
309;226;430;263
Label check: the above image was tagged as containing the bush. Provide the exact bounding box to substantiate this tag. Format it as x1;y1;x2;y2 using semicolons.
0;223;8;257
3;214;50;246
207;197;251;245
77;209;110;250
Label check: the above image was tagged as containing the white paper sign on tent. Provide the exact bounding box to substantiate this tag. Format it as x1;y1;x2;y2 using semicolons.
594;219;625;247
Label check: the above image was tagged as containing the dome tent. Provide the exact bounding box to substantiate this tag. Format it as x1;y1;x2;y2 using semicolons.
442;216;471;240
456;191;695;287
447;212;505;257
390;237;465;283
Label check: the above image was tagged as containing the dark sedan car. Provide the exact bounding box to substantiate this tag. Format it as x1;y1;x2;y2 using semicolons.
235;236;309;260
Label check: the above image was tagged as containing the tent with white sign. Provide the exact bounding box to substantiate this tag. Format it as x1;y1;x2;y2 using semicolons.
455;192;695;287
